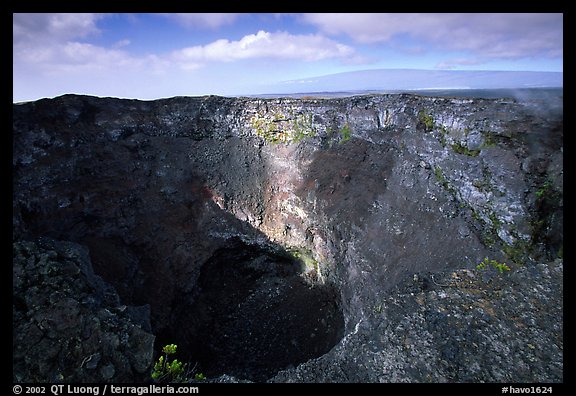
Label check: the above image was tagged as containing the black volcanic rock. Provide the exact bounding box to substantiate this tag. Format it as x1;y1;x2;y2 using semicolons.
272;259;563;382
13;93;562;382
13;239;154;382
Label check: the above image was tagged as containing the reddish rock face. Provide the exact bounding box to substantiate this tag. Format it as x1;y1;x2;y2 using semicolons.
13;92;563;382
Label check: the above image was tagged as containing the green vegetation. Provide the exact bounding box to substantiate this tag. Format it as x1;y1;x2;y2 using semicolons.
418;109;435;131
434;164;519;259
472;179;491;193
476;257;510;274
502;239;532;266
432;165;462;215
325;122;353;145
438;125;449;147
417;110;499;155
535;180;553;199
434;166;451;192
250;109;317;144
338;123;352;143
467;205;497;248
481;133;498;148
250;112;283;144
487;210;502;229
451;142;480;157
292;113;317;143
251;108;353;146
151;344;185;382
288;247;319;274
480;230;498;248
151;344;204;383
447;130;499;156
468;202;533;264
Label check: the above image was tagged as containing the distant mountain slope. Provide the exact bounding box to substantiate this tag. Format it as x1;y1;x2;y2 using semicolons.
263;69;562;94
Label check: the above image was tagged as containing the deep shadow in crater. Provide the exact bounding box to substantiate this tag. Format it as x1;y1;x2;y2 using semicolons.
156;240;345;382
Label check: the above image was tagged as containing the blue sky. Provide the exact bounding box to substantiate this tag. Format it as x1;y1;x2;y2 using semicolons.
13;13;563;102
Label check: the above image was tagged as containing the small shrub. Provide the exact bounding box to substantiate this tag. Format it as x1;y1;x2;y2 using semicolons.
535;180;553;199
476;257;510;274
339;123;352;143
151;344;205;383
151;344;186;382
162;344;177;355
418;110;435;131
291;113;317;142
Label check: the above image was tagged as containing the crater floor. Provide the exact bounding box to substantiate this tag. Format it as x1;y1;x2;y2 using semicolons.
157;242;344;381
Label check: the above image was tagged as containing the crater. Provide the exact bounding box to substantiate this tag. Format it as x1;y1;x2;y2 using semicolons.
155;240;345;382
13;93;564;383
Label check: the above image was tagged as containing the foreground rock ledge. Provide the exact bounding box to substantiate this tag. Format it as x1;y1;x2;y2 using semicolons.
13;93;563;382
12;240;563;382
13;239;155;382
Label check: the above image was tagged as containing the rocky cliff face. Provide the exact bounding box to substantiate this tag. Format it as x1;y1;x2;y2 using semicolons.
13;93;563;382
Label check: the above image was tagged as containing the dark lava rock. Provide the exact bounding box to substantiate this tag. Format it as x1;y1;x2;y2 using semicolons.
13;239;155;382
157;241;345;382
13;93;562;382
272;260;563;382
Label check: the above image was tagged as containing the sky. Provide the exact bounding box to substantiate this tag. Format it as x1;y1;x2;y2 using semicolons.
13;13;563;102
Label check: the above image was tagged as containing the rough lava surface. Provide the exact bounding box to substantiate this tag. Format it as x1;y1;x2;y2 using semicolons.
13;93;562;382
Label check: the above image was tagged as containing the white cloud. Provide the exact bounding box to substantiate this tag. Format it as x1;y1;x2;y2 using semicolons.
13;14;357;77
13;14;361;101
301;13;563;60
171;30;356;67
15;40;167;77
113;39;131;49
13;14;167;76
158;13;241;29
13;13;104;45
301;13;410;43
